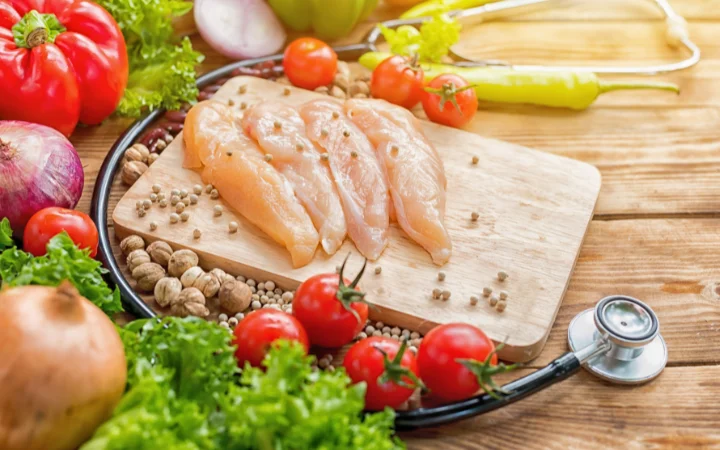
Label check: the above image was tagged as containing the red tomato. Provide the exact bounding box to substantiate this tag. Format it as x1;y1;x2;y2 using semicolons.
23;207;98;257
283;38;338;90
233;309;309;368
370;55;425;109
417;323;501;402
421;74;478;128
292;259;369;348
343;337;421;410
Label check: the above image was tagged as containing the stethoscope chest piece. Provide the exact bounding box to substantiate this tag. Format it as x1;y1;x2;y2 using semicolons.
568;296;668;385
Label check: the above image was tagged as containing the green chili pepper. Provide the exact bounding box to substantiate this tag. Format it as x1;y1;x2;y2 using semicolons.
400;0;498;20
359;52;680;110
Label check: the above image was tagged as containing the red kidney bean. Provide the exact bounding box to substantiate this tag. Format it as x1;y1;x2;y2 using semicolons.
202;84;222;94
164;110;187;123
232;67;261;77
214;77;229;86
165;122;184;135
198;91;212;101
140;127;168;147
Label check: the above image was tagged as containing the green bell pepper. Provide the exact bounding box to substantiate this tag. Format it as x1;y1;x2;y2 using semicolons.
268;0;378;40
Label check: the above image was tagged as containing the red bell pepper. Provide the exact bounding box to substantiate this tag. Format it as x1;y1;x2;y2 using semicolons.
0;0;128;136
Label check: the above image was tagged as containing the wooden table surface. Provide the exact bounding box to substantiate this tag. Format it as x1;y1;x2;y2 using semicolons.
69;0;720;448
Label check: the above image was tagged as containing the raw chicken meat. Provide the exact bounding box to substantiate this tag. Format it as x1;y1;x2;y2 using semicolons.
184;100;320;267
242;101;347;255
345;98;452;265
299;99;390;261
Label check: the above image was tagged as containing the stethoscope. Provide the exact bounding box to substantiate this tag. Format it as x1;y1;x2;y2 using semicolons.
91;0;685;431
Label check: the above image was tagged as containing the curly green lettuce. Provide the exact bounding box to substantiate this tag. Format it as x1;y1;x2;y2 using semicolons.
0;231;122;315
380;14;461;63
95;0;204;117
0;218;13;250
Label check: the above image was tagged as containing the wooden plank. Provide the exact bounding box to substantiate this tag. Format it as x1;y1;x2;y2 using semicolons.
112;76;601;362
401;366;720;449
530;218;720;367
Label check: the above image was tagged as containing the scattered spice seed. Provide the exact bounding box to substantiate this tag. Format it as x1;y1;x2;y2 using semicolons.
189;194;199;205
432;288;441;299
343;130;350;138
159;199;168;208
498;270;509;281
218;313;228;322
350;150;358;158
180;211;190;222
296;143;304;152
214;205;223;216
283;87;291;96
150;193;158;202
470;295;479;305
441;290;451;301
499;290;508;300
150;221;158;231
228;221;239;233
437;272;446;282
210;189;219;199
482;286;492;297
157;192;166;201
180;189;188;199
205;184;213;194
169;213;180;224
273;120;282;130
138;209;146;218
142;199;152;210
496;300;507;312
374;266;382;275
471;155;479;165
228;99;235;106
170;195;180;206
240;102;247;110
332;111;339;119
238;84;247;94
321;128;328;137
226;149;233;156
193;228;202;239
390;145;399;156
410;331;420;339
489;295;499;307
135;200;142;210
264;154;273;162
320;153;329;161
152;184;161;193
471;212;479;222
171;188;180;196
193;184;203;195
175;202;185;213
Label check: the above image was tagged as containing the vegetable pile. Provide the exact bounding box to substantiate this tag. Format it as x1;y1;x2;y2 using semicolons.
83;318;404;449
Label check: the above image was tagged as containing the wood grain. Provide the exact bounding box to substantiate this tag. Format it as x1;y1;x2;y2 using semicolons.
113;76;600;362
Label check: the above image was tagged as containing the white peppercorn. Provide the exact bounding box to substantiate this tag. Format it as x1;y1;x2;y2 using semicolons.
218;313;229;322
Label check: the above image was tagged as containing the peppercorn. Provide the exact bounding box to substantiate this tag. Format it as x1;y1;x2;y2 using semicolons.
214;205;223;216
350;150;358;158
193;228;202;239
471;212;479;221
205;184;213;194
171;189;180;197
142;199;152;210
159;199;168;208
179;189;188;199
228;221;239;233
374;266;382;275
470;295;479;305
438;272;446;281
180;212;190;222
169;213;180;224
498;271;509;281
175;202;185;213
441;290;451;301
343;130;350;138
152;184;161;193
489;295;499;307
471;155;479;165
210;189;219;199
189;194;198;205
150;221;158;231
193;184;203;195
482;286;493;297
150;193;158;202
496;300;507;312
170;195;180;206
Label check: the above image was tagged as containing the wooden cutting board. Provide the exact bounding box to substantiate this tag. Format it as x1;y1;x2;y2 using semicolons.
114;76;601;362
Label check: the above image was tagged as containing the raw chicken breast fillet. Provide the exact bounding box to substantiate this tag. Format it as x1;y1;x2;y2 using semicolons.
299;99;390;261
345;98;452;265
183;100;319;268
242;101;347;255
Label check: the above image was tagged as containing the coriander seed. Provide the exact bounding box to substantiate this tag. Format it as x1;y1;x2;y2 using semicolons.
228;221;239;233
193;228;202;239
150;221;158;231
180;211;190;222
205;184;213;194
189;194;199;205
437;271;446;282
152;184;161;193
159;199;168;208
441;290;451;301
171;188;180;196
471;211;479;221
470;295;479;305
135;200;143;210
498;270;509;281
193;184;203;195
214;205;223;216
170;195;180;206
499;290;508;300
432;288;442;299
180;189;188;199
142;199;152;210
264;154;273;162
496;300;507;312
169;213;180;224
157;192;166;201
218;313;228;322
175;202;185;213
471;155;479;165
489;295;499;307
482;286;492;297
150;193;158;202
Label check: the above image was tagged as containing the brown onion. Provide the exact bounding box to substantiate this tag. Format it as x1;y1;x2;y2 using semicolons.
0;282;127;450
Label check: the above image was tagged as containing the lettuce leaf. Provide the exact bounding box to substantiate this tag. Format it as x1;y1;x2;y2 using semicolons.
95;0;203;117
380;14;461;63
1;232;122;315
0;218;13;250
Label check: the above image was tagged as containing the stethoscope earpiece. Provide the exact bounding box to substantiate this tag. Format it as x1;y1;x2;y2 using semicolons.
568;296;668;385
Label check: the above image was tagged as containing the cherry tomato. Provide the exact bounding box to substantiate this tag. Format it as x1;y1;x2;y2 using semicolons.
343;337;421;410
232;309;309;368
283;38;338;90
421;74;478;128
292;259;369;348
23;207;99;257
370;55;425;109
417;323;501;402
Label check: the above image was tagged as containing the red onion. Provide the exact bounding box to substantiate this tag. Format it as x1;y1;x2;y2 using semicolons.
194;0;286;59
0;121;84;235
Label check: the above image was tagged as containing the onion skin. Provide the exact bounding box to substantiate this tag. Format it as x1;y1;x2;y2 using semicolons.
0;282;127;450
0;121;84;236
